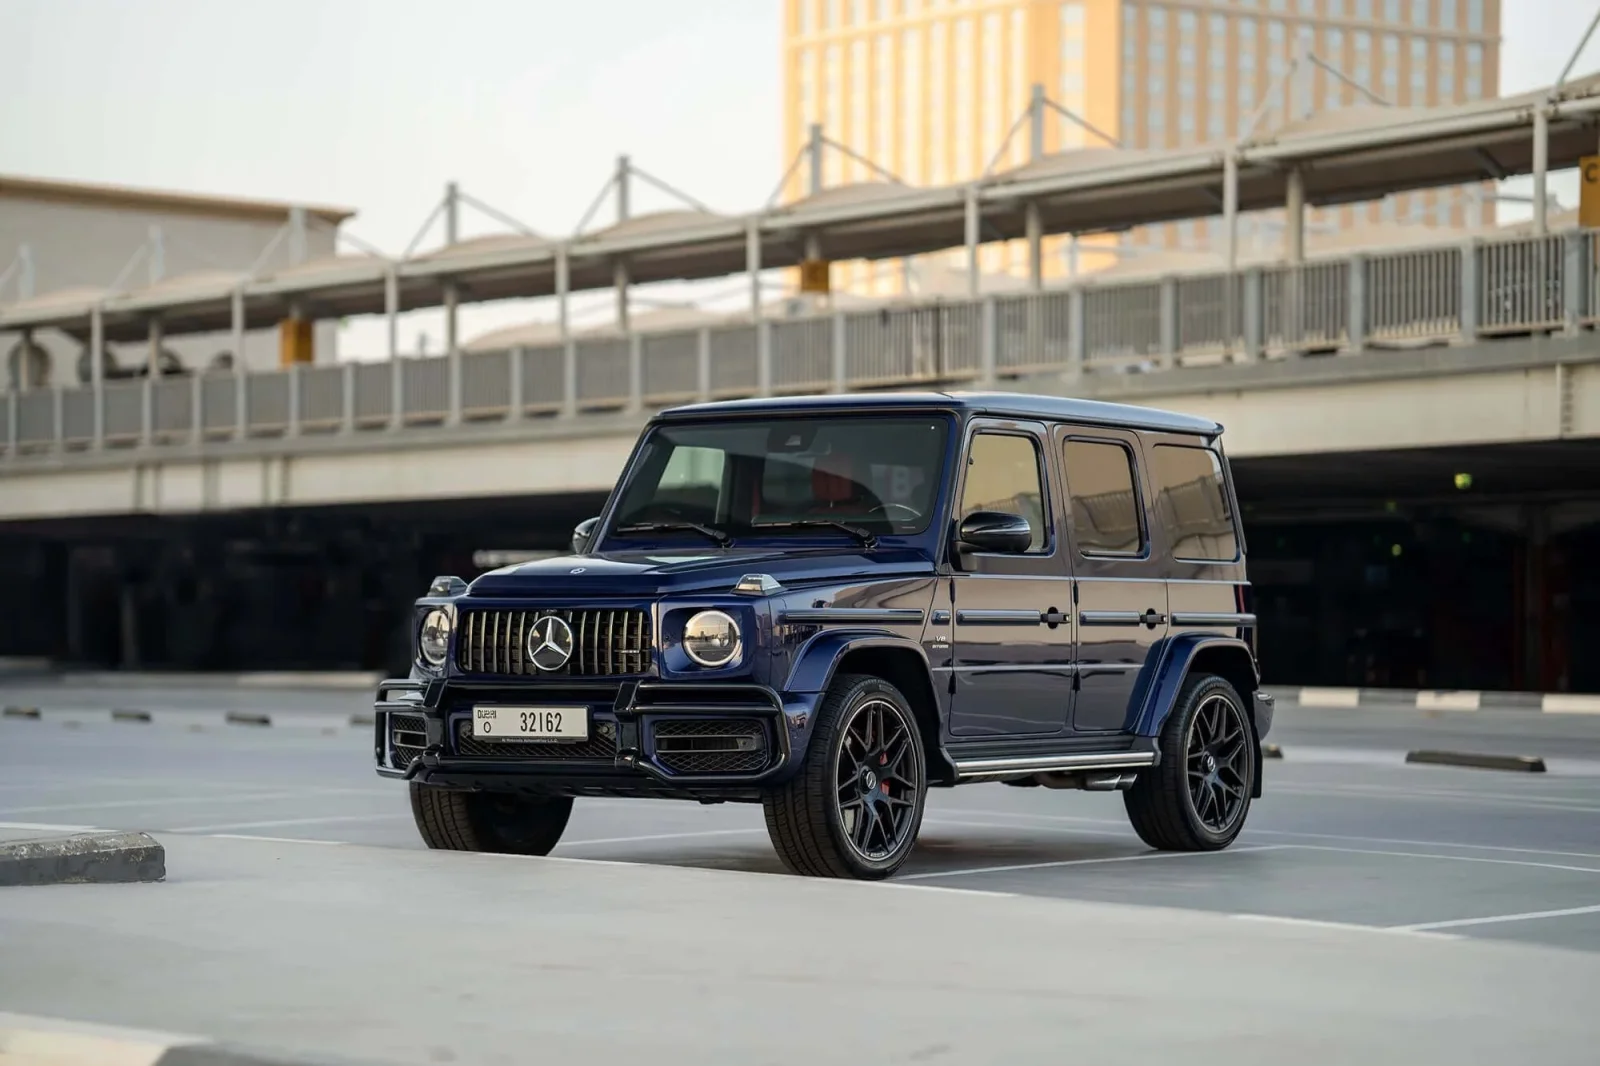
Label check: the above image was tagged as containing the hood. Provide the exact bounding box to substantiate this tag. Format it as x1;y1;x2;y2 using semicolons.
465;546;936;598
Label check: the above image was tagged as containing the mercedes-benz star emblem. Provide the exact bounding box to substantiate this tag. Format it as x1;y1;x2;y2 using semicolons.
526;614;575;672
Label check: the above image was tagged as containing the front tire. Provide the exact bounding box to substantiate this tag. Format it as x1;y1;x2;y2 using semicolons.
410;783;573;855
1124;673;1255;851
762;673;928;880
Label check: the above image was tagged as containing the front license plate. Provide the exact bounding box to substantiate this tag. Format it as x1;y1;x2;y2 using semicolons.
472;706;588;742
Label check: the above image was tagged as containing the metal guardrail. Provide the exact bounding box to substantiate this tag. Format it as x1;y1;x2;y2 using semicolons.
4;229;1597;461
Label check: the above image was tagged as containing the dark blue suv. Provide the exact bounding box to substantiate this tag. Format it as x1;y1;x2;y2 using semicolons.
373;391;1272;879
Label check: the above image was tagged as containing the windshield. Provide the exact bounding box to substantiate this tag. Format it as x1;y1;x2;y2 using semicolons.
608;414;953;542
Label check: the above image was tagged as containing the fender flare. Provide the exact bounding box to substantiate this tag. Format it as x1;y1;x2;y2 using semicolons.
1131;633;1258;735
782;629;935;695
1129;632;1263;798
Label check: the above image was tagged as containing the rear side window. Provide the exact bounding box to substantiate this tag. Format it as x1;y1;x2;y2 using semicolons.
1061;439;1145;556
1151;444;1238;562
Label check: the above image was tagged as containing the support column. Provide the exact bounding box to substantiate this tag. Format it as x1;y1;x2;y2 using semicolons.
90;304;105;449
1534;107;1550;235
557;245;576;418
614;260;630;333
147;315;163;378
443;282;459;357
745;220;763;321
1025;202;1043;290
384;268;399;360
443;183;460;357
18;329;32;391
288;206;308;265
964;185;981;297
1285;167;1306;264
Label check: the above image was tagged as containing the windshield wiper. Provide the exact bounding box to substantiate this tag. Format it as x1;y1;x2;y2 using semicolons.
612;520;732;547
750;519;878;550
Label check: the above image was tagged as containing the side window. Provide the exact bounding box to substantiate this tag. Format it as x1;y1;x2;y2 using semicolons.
1061;439;1146;557
960;432;1048;552
1151;444;1238;562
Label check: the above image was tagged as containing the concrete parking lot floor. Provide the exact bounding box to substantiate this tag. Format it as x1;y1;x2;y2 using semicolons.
1;687;1598;1063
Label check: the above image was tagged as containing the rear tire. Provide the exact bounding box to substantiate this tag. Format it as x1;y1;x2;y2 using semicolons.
409;783;573;855
762;673;928;880
1124;673;1254;851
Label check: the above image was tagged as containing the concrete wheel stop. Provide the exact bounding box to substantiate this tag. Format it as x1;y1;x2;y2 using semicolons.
0;830;166;886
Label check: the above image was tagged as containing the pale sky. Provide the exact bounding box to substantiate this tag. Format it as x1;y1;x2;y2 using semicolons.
2;0;1597;359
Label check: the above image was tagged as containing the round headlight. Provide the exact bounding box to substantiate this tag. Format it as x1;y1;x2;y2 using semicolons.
683;610;741;668
419;608;453;667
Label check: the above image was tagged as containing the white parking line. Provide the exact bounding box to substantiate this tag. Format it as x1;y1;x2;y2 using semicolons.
898;844;1287;881
1232;913;1460;940
205;833;347;846
1282;844;1600;876
1391;903;1600;932
0;821;104;833
938;807;1600;862
0;787;380;816
168;813;408;833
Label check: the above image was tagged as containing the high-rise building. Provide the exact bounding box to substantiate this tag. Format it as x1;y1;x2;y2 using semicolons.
783;0;1501;293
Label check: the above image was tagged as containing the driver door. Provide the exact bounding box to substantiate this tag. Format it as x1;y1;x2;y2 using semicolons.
946;419;1075;737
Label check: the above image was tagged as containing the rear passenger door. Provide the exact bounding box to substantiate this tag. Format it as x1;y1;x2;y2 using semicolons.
1143;434;1251;644
1056;427;1170;734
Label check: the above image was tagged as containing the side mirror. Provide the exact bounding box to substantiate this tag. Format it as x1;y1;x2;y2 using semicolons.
957;511;1033;555
571;516;601;556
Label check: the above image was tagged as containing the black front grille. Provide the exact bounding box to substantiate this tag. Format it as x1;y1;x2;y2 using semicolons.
452;717;618;761
652;718;768;775
456;608;652;677
390;712;427;770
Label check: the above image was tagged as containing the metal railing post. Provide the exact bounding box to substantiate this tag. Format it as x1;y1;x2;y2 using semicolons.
1459;239;1480;341
1242;269;1264;360
627;333;644;414
696;329;712;402
1067;288;1087;376
341;362;356;433
4;391;16;460
52;386;64;453
979;296;998;387
389;355;404;432
140;376;154;448
287;363;302;438
561;339;578;418
1346;255;1368;352
756;321;773;397
447;339;464;427
507;346;525;423
90;303;105;450
831;311;848;393
1159;277;1179;367
189;372;203;446
1563;230;1585;335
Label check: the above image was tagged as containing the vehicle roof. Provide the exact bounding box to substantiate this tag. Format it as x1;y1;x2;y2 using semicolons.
655;390;1223;437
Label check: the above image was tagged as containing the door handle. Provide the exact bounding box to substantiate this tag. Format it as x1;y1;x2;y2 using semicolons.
1142;608;1167;629
1041;607;1068;629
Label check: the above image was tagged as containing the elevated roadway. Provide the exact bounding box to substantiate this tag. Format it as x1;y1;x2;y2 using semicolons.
2;332;1597;521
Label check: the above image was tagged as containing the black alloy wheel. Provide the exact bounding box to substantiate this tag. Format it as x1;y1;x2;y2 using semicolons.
833;694;922;862
1184;691;1251;835
763;673;928;879
1124;673;1255;851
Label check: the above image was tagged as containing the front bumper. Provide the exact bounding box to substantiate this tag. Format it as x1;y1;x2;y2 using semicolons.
372;677;803;795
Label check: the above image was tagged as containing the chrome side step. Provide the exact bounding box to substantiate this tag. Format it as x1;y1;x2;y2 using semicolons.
952;750;1158;781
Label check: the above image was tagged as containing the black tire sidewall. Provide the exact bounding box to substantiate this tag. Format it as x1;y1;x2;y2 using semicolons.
1172;676;1254;847
820;675;928;878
